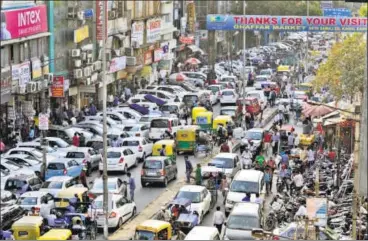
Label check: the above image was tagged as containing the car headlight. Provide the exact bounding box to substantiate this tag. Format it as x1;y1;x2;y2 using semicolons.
227;199;235;205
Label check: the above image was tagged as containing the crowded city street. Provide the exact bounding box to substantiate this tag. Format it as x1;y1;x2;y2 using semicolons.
0;0;367;240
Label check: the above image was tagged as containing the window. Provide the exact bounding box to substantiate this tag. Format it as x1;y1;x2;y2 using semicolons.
164;159;170;167
122;141;139;146
66;152;85;158
123;150;130;156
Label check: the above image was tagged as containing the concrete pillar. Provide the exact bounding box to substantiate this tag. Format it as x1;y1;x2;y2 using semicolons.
47;1;55;73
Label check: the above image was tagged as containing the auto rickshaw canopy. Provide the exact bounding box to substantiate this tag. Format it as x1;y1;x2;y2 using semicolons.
277;65;290;72
136;220;172;234
37;229;72;240
192;107;207;123
213;115;233;129
152;140;176;156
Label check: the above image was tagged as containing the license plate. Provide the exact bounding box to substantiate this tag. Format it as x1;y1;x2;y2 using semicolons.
146;171;158;176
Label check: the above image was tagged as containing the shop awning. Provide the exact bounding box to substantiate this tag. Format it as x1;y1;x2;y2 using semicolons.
323;117;345;126
186;45;205;55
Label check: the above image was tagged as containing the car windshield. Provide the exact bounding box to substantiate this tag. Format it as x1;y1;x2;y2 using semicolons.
86;141;103;150
161;105;178;112
222;91;234;96
221;109;235;116
246;131;262;140
151;119;168;128
107;152;121;158
93;181;116;190
209;158;234;169
227;215;259;230
122;141;139;146
5;179;24;190
230;180;259;194
143;160;163;169
260;70;271;75
54;139;71;148
207;86;219;93
41;181;63;189
135;231;155;240
124;126;139;131
23;158;41;165
222;77;235;82
176;191;201;203
66;152;85;158
47;163;65;170
18;197;38;206
256;77;268;82
139;117;151;123
183;95;198;103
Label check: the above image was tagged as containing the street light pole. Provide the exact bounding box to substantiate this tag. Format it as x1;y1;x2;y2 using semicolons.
102;2;109;239
242;1;247;131
305;1;310;74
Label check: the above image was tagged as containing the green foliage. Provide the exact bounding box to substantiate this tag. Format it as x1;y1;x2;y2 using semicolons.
314;34;366;101
359;4;368;17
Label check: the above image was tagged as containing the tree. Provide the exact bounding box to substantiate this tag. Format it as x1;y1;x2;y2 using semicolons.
359;4;368;17
313;34;366;102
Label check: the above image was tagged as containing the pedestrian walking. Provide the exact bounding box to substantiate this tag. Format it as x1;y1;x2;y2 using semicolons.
307;148;315;168
264;167;272;195
195;164;202;185
127;172;136;201
160;145;166;156
272;131;280;155
287;132;294;150
213;206;226;234
124;87;132;101
72;132;80;147
79;166;88;188
294;133;300;148
0;138;5;154
263;131;272;156
184;156;193;184
89;103;97;116
28;127;35;141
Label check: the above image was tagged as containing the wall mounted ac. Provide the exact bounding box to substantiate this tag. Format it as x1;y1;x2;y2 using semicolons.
84;66;92;77
42;79;48;88
44;73;54;84
26;82;37;93
74;69;83;79
126;57;137;66
71;49;81;57
93;61;102;71
74;59;82;67
18;86;26;94
81;52;87;60
37;82;43;91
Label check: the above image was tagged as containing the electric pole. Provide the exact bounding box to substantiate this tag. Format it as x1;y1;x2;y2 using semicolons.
207;0;217;83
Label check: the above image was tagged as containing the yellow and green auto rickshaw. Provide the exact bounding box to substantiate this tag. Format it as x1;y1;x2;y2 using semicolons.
134;220;186;240
153;140;177;162
191;106;207;124
176;125;200;153
296;82;313;97
12;216;45;240
212;115;233;134
37;229;72;240
195;111;213;131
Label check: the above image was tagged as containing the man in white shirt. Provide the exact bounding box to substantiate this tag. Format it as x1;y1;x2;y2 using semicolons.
213;206;226;234
241;148;253;169
292;171;304;195
39;199;51;219
294;202;307;220
307;148;315;168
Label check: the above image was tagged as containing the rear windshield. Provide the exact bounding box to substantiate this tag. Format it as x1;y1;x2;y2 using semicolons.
151;119;169;128
47;163;65;170
66;152;85;158
139;117;151;123
107;152;121;158
207;86;219;93
222;91;234;96
161;105;178;112
124;126;140;131
122;141;139;146
143;160;163;169
183;95;198;103
86;141;103;150
41;181;63;189
18;197;38;206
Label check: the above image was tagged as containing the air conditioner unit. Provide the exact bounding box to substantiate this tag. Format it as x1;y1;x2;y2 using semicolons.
37;82;43;91
86;58;93;65
42;79;48;88
74;69;83;79
84;66;92;77
26;82;36;93
108;10;116;20
126;56;137;66
44;73;53;84
71;49;81;57
93;61;102;71
125;47;134;56
74;59;82;67
81;52;87;60
67;7;77;18
77;11;85;21
87;53;93;59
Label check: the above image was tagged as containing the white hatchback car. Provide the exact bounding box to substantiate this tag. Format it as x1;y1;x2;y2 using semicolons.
175;185;212;224
220;89;238;105
17;191;54;212
100;147;138;174
94;194;136;229
89;177;127;200
121;137;153;162
122;124;150;138
39;176;78;196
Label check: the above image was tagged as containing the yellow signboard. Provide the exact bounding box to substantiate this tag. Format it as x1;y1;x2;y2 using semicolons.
187;2;196;33
74;25;89;43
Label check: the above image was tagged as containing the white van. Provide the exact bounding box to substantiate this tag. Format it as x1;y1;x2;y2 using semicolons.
225;170;265;215
185;226;220;240
149;117;179;141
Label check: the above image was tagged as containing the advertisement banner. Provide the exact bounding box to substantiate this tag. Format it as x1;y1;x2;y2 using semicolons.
146;18;161;43
306;198;328;227
74;25;89;43
96;0;107;40
154;48;163;62
179;36;194;44
206;15;368;32
38;113;49;130
31;58;42;79
1;67;11;104
51;76;64;98
323;8;352;17
109;56;127;73
131;21;144;46
0;5;48;40
144;51;153;65
187;2;196;33
13;61;31;87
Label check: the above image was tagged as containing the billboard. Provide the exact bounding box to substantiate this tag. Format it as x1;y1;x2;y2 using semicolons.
323;8;352;17
206;15;368;32
96;0;107;40
1;5;48;40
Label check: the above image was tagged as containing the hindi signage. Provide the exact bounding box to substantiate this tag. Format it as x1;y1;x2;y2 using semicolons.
51;76;64;98
96;0;107;40
131;21;144;46
146;18;161;43
109;56;127;73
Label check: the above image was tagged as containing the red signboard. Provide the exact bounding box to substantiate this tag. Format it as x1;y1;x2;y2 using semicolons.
51;76;64;98
96;0;107;40
144;51;153;65
179;36;194;44
0;5;48;40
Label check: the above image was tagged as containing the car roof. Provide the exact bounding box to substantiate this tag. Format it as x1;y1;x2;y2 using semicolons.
20;191;50;198
94;177;119;183
122;137;144;141
3;154;31;159
45;176;74;182
8;147;38;152
179;185;205;192
214;153;238;159
220;106;237;110
106;147;124;152
247;128;264;132
94;193;122;202
48;158;70;163
231;202;260;216
66;147;90;152
145;156;168;161
234;170;264;182
185;226;218;239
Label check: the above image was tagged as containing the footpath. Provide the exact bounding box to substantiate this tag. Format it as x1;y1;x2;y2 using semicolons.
109;107;277;240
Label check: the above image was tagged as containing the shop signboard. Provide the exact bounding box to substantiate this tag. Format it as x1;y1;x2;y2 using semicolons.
144;51;153;65
146;18;161;43
206;15;368;32
51;76;64;98
154;48;163;62
38;113;49;130
187;2;196;33
109;56;127;73
131;21;144;46
0;4;48;40
1;67;11;104
12;61;31;88
74;25;89;43
31;58;42;79
323;8;352;17
96;0;107;40
179;36;194;44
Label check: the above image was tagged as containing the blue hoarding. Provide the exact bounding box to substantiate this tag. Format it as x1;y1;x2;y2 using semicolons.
323;8;352;17
206;15;368;32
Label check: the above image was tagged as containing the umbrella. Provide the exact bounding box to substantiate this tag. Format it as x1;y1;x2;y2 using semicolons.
185;57;201;65
169;73;187;82
304;105;334;118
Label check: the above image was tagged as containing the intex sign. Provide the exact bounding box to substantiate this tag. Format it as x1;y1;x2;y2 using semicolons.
0;5;48;40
